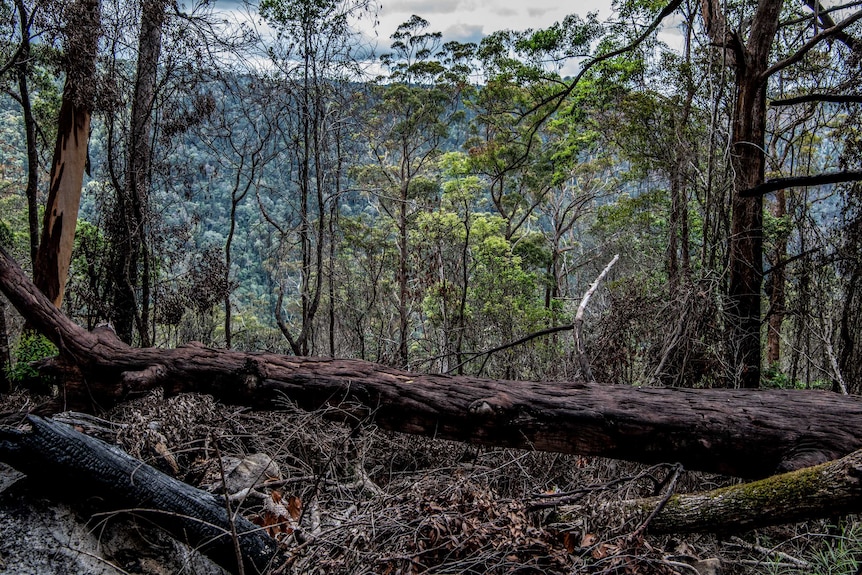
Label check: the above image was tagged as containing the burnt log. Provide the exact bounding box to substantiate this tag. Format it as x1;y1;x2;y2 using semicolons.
2;247;862;479
0;415;283;573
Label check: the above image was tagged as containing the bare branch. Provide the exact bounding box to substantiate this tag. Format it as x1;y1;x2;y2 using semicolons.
741;170;862;196
575;254;619;382
771;93;862;106
761;8;862;80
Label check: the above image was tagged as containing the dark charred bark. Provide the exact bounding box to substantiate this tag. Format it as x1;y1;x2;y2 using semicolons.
705;0;861;387
742;170;862;197
0;416;283;573
0;298;9;393
4;247;862;480
771;94;862;106
707;0;783;389
110;0;167;346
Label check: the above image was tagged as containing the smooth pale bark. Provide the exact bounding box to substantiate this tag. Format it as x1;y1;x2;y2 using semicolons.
33;0;100;307
4;247;862;479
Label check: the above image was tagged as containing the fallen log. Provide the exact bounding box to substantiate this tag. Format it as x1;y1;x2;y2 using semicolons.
0;415;284;573
2;246;862;479
557;447;862;535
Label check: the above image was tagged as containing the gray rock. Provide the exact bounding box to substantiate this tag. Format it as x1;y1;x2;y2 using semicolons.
0;463;227;575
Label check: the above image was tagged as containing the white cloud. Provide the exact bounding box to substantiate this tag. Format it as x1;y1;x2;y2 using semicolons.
374;0;611;43
442;23;485;44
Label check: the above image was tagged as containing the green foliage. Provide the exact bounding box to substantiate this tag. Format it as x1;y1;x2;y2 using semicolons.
593;189;668;262
760;364;795;389
764;522;862;575
764;210;793;245
761;364;832;391
514;13;602;62
5;332;57;387
0;219;13;249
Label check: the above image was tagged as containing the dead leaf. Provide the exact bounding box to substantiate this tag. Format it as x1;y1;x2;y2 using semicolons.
287;495;302;520
580;533;598;548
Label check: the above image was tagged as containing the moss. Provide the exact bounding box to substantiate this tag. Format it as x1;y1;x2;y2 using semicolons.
654;462;830;532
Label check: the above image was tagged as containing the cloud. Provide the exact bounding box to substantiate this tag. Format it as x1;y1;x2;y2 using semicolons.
493;6;517;17
383;0;465;16
526;6;553;18
214;0;245;9
442;23;485;44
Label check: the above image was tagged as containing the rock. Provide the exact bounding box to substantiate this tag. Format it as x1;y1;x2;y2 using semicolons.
0;463;226;575
221;453;281;495
693;557;722;575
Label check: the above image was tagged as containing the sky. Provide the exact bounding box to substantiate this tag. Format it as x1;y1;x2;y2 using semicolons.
370;0;612;46
216;0;615;54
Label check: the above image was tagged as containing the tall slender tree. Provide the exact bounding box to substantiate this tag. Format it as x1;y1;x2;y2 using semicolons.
701;0;861;387
33;0;100;308
106;0;169;345
261;0;372;356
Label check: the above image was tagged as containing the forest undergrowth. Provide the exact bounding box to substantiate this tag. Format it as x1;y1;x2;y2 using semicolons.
7;388;853;575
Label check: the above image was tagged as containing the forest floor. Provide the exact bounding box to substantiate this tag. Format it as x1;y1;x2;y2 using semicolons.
3;388;861;574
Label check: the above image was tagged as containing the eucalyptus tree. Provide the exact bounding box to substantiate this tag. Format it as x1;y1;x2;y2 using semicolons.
0;0;38;390
95;0;255;345
355;16;472;369
490;0;861;388
192;72;279;349
699;0;861;387
32;0;100;309
104;0;168;346
2;0;42;267
260;0;374;357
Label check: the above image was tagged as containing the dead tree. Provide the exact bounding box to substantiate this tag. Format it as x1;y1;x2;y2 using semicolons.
556;446;862;534
2;246;862;479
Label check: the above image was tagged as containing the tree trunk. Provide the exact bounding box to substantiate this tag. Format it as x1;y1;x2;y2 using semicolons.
0;415;283;573
3;248;862;480
398;178;410;368
32;0;100;308
766;188;787;366
726;0;783;389
600;447;862;534
15;0;40;270
110;0;166;345
700;0;785;388
727;67;767;388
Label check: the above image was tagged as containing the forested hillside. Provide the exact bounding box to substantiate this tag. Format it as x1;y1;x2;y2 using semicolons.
1;0;860;391
1;0;862;573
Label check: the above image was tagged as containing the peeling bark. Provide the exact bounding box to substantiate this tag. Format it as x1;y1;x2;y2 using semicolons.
32;0;100;308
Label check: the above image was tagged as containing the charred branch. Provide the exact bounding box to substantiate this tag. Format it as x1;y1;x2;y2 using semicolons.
741;170;862;197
